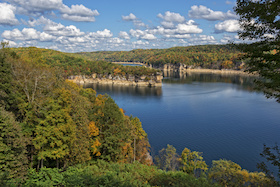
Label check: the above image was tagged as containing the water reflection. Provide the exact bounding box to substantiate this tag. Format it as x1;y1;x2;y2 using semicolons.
84;83;162;97
163;70;257;92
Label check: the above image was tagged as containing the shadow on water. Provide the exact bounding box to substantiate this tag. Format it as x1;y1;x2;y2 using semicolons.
84;83;163;97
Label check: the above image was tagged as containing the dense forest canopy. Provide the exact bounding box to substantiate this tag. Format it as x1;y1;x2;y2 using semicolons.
77;44;245;70
12;47;160;77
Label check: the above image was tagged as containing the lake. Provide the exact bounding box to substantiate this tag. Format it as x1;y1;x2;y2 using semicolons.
86;71;280;172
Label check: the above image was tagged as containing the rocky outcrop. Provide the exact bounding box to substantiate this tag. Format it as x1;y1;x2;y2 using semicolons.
150;63;188;71
149;63;251;75
68;73;163;87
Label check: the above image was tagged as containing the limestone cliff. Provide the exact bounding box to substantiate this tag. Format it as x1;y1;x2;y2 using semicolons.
68;73;163;87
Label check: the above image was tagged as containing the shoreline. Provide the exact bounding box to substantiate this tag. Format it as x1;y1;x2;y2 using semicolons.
112;62;146;66
181;68;256;76
111;62;257;77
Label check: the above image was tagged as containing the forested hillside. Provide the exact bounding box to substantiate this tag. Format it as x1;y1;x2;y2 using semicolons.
77;45;244;70
0;44;277;186
12;47;160;77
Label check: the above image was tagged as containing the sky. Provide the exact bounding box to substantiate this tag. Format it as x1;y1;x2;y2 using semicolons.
0;0;243;52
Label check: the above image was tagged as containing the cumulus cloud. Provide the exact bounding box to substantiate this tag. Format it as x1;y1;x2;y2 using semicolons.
122;13;146;28
158;11;185;22
132;40;149;45
158;11;185;27
89;29;113;38
176;20;203;34
60;4;99;22
215;19;240;33
122;13;137;21
142;33;157;40
39;32;56;41
45;24;85;37
0;3;19;26
187;35;217;45
1;28;55;42
2;39;17;47
118;31;130;40
6;0;99;22
160;21;175;29
6;0;63;16
188;5;238;21
140;19;203;39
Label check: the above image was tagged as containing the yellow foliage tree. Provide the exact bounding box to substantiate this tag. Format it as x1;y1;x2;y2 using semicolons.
88;121;101;157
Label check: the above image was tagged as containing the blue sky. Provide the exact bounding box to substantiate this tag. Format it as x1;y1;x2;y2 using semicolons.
0;0;242;52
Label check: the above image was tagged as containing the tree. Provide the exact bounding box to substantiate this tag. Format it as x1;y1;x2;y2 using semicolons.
155;144;179;171
234;0;280;102
92;95;131;162
179;148;208;177
33;87;76;169
0;107;28;185
208;159;274;186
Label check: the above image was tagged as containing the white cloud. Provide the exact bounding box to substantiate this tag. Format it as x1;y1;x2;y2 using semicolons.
130;29;145;38
215;19;240;33
44;23;85;37
0;3;19;26
60;4;99;22
158;11;185;29
176;21;203;34
158;11;185;23
187;35;217;45
132;40;149;45
2;28;56;42
7;0;63;16
160;21;175;29
142;33;157;40
2;28;40;41
39;32;56;42
148;20;202;39
122;13;137;21
118;31;130;40
2;39;17;47
89;29;113;38
165;34;191;39
6;0;99;22
188;5;238;21
122;13;146;28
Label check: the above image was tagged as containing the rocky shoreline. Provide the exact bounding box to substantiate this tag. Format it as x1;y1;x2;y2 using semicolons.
150;63;257;76
68;73;163;87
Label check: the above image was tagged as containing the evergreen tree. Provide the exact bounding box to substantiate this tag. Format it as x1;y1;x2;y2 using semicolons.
0;107;28;185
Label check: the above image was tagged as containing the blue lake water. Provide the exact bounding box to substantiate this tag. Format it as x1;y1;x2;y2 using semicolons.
87;71;280;172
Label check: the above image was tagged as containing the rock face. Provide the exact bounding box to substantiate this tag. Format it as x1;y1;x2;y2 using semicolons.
150;63;248;75
68;73;163;87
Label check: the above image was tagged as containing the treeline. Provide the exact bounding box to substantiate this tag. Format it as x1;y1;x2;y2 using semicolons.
77;45;244;70
12;47;160;77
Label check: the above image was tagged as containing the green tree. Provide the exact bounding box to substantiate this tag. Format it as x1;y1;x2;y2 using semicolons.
179;148;208;177
33;87;76;169
92;95;131;162
208;159;274;187
0;42;18;111
155;144;179;171
0;107;28;185
234;0;280;102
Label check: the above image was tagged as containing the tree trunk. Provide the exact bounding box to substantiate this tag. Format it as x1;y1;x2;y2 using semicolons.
41;159;43;168
57;159;59;168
